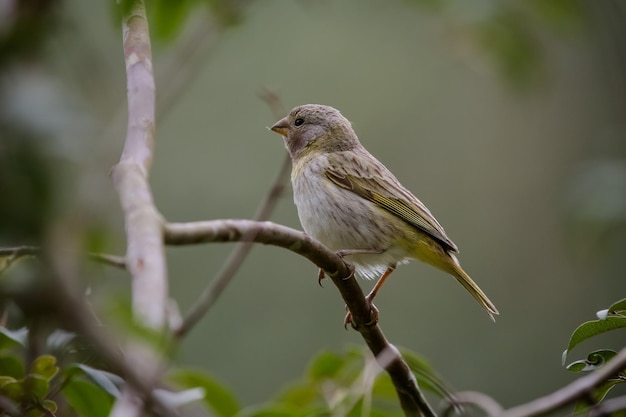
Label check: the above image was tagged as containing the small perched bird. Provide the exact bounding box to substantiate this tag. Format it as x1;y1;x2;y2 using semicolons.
270;104;498;325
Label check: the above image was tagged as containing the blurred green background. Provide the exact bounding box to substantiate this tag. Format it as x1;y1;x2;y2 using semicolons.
1;0;625;411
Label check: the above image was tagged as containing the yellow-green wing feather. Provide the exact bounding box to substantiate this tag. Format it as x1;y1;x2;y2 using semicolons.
325;167;458;252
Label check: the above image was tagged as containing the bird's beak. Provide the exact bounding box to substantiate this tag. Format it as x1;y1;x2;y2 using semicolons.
270;117;289;137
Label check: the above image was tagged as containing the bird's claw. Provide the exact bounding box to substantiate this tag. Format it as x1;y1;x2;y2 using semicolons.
343;298;379;330
317;268;325;287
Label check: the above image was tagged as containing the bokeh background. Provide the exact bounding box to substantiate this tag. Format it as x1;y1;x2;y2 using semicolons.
2;0;625;411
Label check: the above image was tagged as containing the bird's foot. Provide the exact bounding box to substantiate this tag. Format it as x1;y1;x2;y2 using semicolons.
344;294;379;330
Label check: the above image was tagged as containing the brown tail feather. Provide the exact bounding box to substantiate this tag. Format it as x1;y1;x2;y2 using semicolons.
449;261;499;321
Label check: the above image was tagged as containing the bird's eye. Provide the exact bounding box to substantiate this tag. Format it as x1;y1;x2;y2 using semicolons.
294;118;304;127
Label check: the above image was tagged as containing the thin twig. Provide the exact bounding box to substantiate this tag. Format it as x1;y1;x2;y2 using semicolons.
163;219;435;417
174;90;288;339
498;347;626;417
0;246;127;270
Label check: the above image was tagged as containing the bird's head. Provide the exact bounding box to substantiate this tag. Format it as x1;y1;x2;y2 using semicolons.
270;104;359;160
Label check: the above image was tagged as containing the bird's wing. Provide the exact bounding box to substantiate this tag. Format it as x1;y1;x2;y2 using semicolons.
325;154;458;252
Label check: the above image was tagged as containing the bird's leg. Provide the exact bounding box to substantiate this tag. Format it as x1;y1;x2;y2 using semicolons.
344;264;396;329
365;264;396;304
318;248;384;286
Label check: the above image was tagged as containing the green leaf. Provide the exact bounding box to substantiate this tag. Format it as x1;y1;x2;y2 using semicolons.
562;316;626;363
573;378;626;413
307;350;346;381
41;399;58;413
62;378;114;417
0;326;28;348
235;405;293;417
30;355;58;381
0;353;25;378
167;368;240;417
65;364;122;398
277;382;320;409
608;298;626;315
566;350;617;372
150;0;190;41
23;374;50;399
0;377;23;400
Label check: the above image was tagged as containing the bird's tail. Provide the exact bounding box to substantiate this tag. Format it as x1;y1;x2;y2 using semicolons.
448;258;499;321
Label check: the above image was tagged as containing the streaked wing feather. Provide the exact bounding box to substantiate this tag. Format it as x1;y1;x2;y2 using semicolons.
325;165;458;252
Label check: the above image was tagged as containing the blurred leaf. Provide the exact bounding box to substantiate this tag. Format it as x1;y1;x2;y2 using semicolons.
46;329;77;352
235;405;293;417
474;10;542;88
277;382;319;409
23;374;49;399
205;0;246;27
62;378;114;417
399;348;454;401
562;316;626;363
573;378;626;413
168;368;240;417
41;399;58;413
0;353;25;378
566;349;617;372
30;355;58;381
153;387;206;408
608;299;626;315
0;377;22;400
65;364;122;398
529;0;584;32
150;0;191;41
0;326;28;348
307;350;346;381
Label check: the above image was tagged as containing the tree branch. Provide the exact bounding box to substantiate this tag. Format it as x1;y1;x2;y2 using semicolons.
174;90;289;339
110;1;167;416
112;0;167;329
164;219;435;417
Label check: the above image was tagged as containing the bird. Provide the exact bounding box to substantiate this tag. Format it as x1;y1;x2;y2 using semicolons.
269;104;498;326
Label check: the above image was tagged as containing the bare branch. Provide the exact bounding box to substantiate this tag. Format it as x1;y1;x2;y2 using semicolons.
112;0;166;330
164;219;435;417
499;347;626;417
0;246;126;270
110;1;167;415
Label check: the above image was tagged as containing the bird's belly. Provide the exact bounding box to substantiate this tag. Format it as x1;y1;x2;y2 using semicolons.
293;174;410;279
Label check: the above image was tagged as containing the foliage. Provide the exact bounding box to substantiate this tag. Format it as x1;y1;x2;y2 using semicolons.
562;298;626;412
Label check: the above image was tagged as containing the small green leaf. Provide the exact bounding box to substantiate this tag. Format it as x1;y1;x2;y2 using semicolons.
566;350;617;372
31;355;58;381
41;399;58;413
168;369;240;417
62;379;114;417
0;327;28;348
563;316;626;363
608;298;626;315
0;353;25;378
